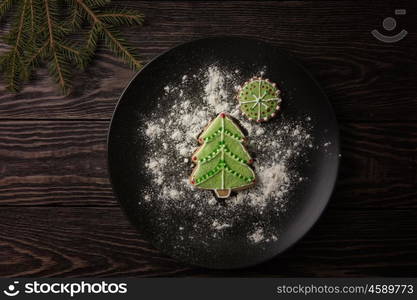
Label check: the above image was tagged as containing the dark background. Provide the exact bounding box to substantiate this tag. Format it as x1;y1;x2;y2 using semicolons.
0;1;416;277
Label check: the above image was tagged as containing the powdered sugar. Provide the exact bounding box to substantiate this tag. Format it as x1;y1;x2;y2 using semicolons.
212;220;231;230
248;227;265;244
259;164;289;201
145;123;163;139
204;66;231;113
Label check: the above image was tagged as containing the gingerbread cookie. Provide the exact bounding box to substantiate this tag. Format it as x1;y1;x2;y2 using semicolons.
237;77;281;122
190;112;256;199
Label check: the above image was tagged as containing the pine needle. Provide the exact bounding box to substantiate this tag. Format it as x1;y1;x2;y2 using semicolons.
43;0;72;94
27;40;49;66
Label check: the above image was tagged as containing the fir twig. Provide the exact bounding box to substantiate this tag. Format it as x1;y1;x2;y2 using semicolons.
27;0;36;37
97;9;144;26
27;40;49;66
1;0;29;91
44;0;72;93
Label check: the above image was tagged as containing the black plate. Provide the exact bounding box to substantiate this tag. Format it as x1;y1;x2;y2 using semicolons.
108;37;340;269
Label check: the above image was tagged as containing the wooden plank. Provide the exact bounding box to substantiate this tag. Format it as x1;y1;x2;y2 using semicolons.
0;207;416;277
0;120;416;208
0;1;416;120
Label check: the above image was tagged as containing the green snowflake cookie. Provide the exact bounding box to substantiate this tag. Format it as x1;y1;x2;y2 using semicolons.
237;77;281;122
190;112;256;199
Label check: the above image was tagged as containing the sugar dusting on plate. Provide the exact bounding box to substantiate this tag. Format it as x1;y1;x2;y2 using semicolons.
139;64;314;248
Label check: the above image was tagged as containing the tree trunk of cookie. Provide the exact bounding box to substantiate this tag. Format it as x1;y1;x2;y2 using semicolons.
215;189;231;198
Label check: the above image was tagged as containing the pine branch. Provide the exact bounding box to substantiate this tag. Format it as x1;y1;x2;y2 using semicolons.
69;9;84;29
97;9;144;25
75;0;142;70
84;22;100;62
58;42;81;58
101;25;142;70
44;0;72;94
23;0;44;64
9;2;27;80
57;40;87;70
0;0;15;21
0;0;144;94
27;0;36;37
85;0;111;9
2;0;30;91
27;40;49;66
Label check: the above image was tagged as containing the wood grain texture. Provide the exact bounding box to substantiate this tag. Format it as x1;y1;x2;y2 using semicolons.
0;207;416;277
1;120;416;208
0;1;416;277
0;207;190;277
333;122;417;209
0;1;416;120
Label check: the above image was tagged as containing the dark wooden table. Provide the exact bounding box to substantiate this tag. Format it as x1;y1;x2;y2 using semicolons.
1;1;416;277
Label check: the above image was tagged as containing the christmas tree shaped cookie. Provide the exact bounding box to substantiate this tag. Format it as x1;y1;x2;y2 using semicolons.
190;113;256;198
237;77;281;122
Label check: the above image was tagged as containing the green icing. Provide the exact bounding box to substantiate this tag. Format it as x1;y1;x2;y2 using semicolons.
238;78;281;122
191;113;255;198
